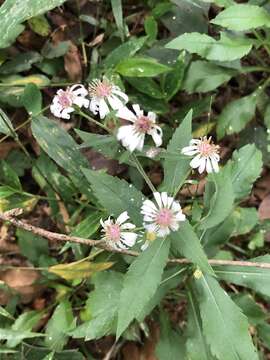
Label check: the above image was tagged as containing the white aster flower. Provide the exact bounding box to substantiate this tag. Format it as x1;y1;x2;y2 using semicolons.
88;77;128;119
100;211;137;250
141;192;186;238
181;136;220;174
50;84;89;119
117;104;163;152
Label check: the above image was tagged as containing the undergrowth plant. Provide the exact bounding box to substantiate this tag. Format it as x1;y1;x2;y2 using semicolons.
0;0;270;359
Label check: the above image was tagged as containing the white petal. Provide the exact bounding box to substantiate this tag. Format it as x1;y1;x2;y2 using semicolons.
170;221;180;231
181;146;198;156
175;212;186;221
142;199;158;213
116;211;129;225
116;106;136;122
132;104;143;117
141;241;149;251
157;227;170;237
121;232;137;247
206;157;213;173
212;158;219;173
121;222;136;230
149;127;162;147
198;158;206;174
161;192;168;207
112;88;128;103
171;201;181;212
99;99;110;119
147;111;156;122
108;95;125;110
190;154;202;169
144;223;158;233
89;99;99;115
153;192;162;208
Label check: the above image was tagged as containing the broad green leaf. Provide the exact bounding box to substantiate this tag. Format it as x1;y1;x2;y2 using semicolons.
170;222;214;274
7;310;43;347
31;116;90;196
183;60;236;93
126;77;164;99
130;92;169;114
229;145;262;200
117;238;170;337
232;207;258;236
111;0;124;40
0;51;42;74
0;0;67;48
200;0;234;6
155;312;186;359
213;255;270;298
71;212;101;238
186;285;213;360
0;160;21;190
161;110;192;195
17;229;48;265
137;267;186;321
45;299;75;351
0;305;13;319
116;57;171;77
71;271;123;340
103;37;147;68
48;260;114;280
82;168;144;225
211;4;270;31
166;32;253;61
28;15;51;36
193;274;259;360
233;293;267;326
200;165;234;230
145;16;158;41
257;323;270;351
21;83;42;116
0;108;14;136
162;52;186;100
0;328;43;342
217;93;258;139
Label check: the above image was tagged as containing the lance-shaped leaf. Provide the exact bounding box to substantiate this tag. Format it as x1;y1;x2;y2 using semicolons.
185;284;214;360
0;108;14;136
71;271;123;340
155;311;186;359
160;110;192;195
213;255;270;298
200;165;234;230
229;144;262;200
166;32;253;62
117;238;170;338
82;168;144;225
211;4;270;31
31;115;90;196
0;0;67;49
193;274;259;360
171;221;214;274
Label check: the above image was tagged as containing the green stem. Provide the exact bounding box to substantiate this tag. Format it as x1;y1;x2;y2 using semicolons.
131;153;156;193
77;109;111;132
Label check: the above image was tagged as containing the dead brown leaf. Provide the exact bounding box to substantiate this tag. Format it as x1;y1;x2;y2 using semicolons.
64;42;82;82
259;194;270;220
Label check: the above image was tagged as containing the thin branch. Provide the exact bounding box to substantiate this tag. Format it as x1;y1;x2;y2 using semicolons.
1;209;270;270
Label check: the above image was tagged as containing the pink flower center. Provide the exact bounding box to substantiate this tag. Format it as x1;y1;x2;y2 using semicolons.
135;116;152;133
198;138;219;157
89;80;112;99
155;208;173;228
58;90;74;108
106;224;121;242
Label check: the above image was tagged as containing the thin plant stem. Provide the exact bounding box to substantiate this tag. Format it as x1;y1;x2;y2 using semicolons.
131;153;156;193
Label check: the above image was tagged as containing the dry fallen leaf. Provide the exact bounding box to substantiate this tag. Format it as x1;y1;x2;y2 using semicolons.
259;194;270;220
64;42;82;82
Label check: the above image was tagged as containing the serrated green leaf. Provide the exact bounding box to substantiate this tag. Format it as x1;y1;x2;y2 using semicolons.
0;160;21;190
217;93;258;139
211;4;270;31
45;299;75;351
233;293;267;326
166;32;253;61
126;77;164;99
111;0;124;40
213;255;270;298
0;0;67;49
183;60;236;93
160;109;192;195
232;207;258;236
229;144;262;200
193;274;259;360
155;311;186;359
31;115;90;196
17;228;48;265
0;328;43;342
200;165;234;230
116;57;171;77
186;285;214;360
71;271;123;340
170;221;214;274
117;238;170;337
82;168;144;225
21;83;42;116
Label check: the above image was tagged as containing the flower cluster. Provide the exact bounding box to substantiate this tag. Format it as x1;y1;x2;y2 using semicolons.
100;192;186;251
